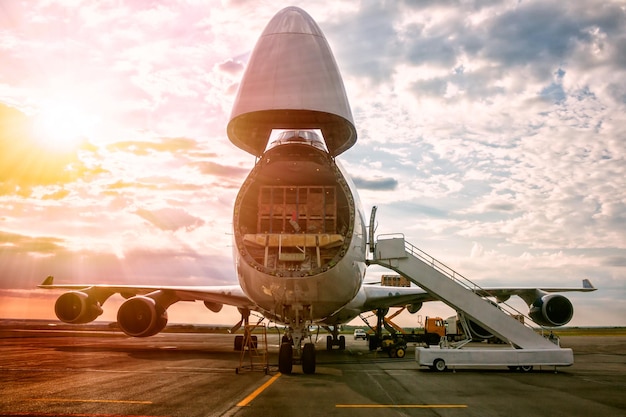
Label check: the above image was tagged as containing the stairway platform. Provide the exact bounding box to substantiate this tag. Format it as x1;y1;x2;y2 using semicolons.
416;346;573;371
371;235;566;351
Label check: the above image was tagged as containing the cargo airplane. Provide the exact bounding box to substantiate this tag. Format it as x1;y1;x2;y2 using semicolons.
39;7;596;374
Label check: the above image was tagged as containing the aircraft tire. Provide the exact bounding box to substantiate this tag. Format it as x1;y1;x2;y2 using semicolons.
326;335;332;350
302;343;316;374
339;335;346;350
234;335;244;351
278;343;293;374
368;335;379;351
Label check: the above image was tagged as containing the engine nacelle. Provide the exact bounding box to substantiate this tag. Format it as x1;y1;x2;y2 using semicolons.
117;296;168;337
529;294;573;327
204;301;223;313
466;319;494;340
54;291;103;324
407;302;423;314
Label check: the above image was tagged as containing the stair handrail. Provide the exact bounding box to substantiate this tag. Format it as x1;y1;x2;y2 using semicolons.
374;234;546;334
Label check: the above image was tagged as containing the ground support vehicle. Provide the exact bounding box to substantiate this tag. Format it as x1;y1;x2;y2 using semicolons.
379;334;408;358
353;328;367;340
365;314;446;356
416;345;574;372
402;332;440;345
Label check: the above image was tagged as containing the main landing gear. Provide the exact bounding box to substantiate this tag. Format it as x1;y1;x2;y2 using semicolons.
323;325;346;350
278;327;317;375
232;308;257;351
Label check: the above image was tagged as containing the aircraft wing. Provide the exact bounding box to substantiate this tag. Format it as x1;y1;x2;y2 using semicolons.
38;275;254;310
39;274;595;331
361;278;595;311
469;278;597;305
361;285;435;310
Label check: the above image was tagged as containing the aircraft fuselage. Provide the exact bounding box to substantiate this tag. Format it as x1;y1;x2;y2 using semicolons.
233;131;367;327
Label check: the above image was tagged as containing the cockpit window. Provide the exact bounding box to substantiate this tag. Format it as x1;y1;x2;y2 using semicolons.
267;129;327;152
277;130;318;142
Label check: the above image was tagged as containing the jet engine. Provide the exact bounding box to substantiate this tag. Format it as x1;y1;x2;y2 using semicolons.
204;301;223;313
54;291;103;324
466;318;494;340
117;296;168;337
407;302;423;314
529;294;573;327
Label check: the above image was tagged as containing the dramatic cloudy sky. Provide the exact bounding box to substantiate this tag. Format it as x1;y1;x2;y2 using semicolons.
0;1;624;327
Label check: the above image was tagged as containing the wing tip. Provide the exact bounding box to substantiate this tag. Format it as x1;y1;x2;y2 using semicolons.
40;275;54;286
582;278;595;289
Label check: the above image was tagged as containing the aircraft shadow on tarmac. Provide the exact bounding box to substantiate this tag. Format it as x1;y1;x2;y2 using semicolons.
53;344;241;362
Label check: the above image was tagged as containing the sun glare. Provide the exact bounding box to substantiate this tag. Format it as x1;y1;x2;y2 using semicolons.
32;99;98;152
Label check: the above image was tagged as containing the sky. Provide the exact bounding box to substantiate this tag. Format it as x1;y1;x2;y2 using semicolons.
0;0;624;328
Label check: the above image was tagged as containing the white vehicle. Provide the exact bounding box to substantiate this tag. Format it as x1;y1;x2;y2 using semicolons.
354;329;367;340
416;346;573;372
38;7;596;376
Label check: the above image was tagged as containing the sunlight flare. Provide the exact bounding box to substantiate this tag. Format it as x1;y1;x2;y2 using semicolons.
32;99;98;152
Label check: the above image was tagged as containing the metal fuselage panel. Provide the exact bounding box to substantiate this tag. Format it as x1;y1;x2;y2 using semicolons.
233;141;366;325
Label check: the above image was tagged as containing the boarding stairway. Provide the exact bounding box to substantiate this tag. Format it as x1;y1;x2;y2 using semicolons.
370;234;559;350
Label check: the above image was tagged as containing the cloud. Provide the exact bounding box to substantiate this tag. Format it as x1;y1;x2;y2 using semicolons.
0;238;235;291
484;202;516;212
352;176;398;191
41;188;71;200
0;231;65;255
325;3;402;83
135;208;205;232
470;241;484;258
484;4;585;67
107;137;199;155
217;59;244;75
195;161;249;178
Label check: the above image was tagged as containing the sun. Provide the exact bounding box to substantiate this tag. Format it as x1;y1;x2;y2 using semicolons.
32;99;98;152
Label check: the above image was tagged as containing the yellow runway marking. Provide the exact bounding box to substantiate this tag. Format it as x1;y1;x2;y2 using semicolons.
336;404;468;409
33;398;152;405
237;372;282;407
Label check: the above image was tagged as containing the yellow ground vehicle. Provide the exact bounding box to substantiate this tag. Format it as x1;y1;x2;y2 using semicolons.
372;316;447;358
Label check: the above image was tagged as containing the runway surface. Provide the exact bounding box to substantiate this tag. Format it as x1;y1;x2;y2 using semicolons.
1;327;625;417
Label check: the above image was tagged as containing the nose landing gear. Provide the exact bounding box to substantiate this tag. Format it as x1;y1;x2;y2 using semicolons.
278;327;317;374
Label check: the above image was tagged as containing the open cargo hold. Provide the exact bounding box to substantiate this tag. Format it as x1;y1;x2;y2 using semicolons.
241;185;346;273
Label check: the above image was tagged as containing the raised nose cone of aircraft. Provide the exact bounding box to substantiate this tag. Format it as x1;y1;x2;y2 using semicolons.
227;6;356;157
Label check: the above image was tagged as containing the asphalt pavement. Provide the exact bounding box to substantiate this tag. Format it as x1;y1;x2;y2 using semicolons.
1;328;624;417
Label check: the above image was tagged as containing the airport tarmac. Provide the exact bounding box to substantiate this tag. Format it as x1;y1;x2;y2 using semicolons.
1;328;625;417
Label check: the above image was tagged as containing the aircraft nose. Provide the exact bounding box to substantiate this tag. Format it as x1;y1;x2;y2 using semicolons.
227;6;357;158
261;6;324;37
